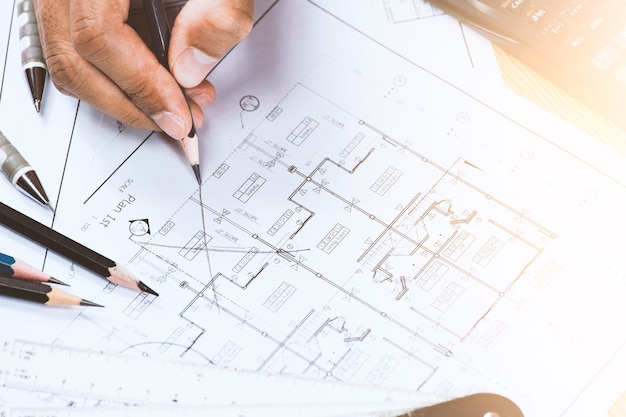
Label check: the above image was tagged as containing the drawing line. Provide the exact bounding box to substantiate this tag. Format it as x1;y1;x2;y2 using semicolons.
136;240;311;255
0;0;16;101
83;131;154;204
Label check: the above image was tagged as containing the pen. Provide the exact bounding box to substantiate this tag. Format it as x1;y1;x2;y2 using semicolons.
0;275;102;307
0;130;51;209
0;251;67;285
17;0;47;113
142;0;202;184
0;201;159;296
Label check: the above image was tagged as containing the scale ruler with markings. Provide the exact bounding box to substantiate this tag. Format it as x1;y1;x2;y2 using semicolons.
0;404;418;417
0;339;443;415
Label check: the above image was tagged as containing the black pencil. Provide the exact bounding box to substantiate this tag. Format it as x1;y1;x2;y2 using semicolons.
0;202;158;296
0;275;102;307
142;0;202;184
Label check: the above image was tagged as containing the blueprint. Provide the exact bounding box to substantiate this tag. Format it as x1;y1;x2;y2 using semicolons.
1;1;626;416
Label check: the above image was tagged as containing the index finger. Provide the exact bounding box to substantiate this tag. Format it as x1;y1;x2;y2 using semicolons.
70;0;192;139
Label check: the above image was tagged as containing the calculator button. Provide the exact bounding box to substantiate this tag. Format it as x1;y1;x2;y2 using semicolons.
545;20;569;41
502;0;531;15
614;27;626;49
527;8;551;26
587;16;606;32
569;34;587;49
591;44;621;71
565;2;588;24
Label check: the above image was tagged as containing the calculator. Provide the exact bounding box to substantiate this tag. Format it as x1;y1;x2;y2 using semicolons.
428;0;626;131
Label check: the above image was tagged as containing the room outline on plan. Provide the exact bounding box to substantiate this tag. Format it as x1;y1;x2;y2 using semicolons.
88;75;562;393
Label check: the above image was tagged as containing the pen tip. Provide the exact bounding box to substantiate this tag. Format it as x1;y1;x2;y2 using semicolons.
34;100;41;113
138;280;159;297
80;299;105;307
48;277;69;286
192;164;201;185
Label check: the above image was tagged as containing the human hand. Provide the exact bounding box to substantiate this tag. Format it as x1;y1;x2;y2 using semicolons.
32;0;254;140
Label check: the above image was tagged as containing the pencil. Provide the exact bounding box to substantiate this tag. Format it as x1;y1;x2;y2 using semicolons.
142;0;201;184
0;275;102;307
0;250;67;285
0;201;158;296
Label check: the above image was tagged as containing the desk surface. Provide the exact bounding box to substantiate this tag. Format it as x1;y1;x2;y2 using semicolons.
494;46;626;157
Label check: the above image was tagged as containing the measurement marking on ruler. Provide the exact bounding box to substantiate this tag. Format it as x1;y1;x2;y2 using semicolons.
0;339;443;407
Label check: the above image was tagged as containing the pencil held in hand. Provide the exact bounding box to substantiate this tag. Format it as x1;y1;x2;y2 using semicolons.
142;0;201;184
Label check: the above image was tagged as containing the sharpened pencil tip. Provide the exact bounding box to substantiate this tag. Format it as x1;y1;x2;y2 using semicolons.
80;299;104;307
138;280;159;297
47;277;69;286
192;164;201;185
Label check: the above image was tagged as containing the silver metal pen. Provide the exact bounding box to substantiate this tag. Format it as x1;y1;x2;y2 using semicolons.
17;0;47;112
0;130;51;209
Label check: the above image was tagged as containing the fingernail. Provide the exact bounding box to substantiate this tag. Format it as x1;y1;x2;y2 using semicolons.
152;111;186;139
173;47;217;88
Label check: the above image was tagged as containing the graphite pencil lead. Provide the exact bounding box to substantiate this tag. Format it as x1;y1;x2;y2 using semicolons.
192;164;201;185
80;299;104;308
181;132;201;184
47;276;69;286
137;280;159;297
0;276;94;307
142;0;202;185
0;202;151;294
107;263;158;296
0;251;59;284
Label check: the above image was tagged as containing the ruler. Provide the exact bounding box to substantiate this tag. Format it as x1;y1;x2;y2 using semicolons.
0;339;443;410
0;403;418;417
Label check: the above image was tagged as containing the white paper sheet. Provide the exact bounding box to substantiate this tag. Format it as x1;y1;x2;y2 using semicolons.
0;1;625;416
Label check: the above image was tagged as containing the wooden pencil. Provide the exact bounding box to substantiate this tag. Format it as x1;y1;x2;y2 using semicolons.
143;0;201;184
0;275;102;307
0;202;158;296
0;251;68;285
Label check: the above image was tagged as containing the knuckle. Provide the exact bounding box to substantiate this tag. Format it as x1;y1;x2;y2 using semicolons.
125;81;156;108
118;112;151;130
45;45;84;93
70;14;111;60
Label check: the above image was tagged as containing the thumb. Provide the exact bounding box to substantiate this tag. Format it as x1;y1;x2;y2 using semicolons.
169;0;254;88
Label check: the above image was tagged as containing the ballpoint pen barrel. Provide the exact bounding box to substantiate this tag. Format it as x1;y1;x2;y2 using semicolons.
0;130;50;206
17;0;47;112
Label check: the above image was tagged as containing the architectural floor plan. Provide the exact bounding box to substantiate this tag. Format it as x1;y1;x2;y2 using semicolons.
0;1;625;416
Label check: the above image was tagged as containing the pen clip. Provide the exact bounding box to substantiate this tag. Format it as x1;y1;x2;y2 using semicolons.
399;393;524;417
